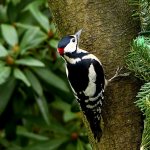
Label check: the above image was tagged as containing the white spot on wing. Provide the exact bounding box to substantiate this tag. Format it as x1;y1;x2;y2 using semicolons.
82;54;102;65
83;64;96;97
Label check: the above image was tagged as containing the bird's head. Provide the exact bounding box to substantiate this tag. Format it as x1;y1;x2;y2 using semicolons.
57;29;82;56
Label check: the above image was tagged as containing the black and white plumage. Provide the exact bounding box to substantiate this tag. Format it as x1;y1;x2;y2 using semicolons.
57;29;106;142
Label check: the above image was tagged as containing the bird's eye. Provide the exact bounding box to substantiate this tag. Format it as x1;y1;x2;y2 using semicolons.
72;38;75;42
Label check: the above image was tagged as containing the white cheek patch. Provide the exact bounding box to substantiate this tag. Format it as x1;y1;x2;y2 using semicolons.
64;40;77;53
83;64;97;97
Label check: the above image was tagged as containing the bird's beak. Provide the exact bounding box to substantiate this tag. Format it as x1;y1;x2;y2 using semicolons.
75;29;82;40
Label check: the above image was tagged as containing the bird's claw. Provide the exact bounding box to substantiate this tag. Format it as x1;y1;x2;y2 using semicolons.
108;67;130;83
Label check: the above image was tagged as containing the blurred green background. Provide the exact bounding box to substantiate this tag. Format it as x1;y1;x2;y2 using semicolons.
0;0;90;149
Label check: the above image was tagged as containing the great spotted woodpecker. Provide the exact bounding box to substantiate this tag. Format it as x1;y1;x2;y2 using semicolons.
57;29;108;142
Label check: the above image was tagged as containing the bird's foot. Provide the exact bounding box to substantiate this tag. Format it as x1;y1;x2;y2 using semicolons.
108;67;130;83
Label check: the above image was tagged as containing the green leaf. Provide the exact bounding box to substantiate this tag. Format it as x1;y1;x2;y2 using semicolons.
0;77;16;115
1;24;18;46
71;100;80;112
22;138;67;150
0;61;5;67
17;126;49;141
28;3;49;32
25;69;43;96
20;27;47;53
11;0;21;5
15;57;45;67
49;23;56;33
7;2;18;22
77;139;84;150
49;121;69;135
0;138;22;150
15;22;36;29
0;66;11;84
32;67;69;92
49;39;58;49
0;5;7;22
66;144;77;150
35;96;50;125
0;44;8;57
13;68;31;86
85;144;92;150
20;27;39;48
51;98;78;122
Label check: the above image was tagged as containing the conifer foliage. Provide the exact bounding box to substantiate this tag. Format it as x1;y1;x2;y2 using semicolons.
127;0;150;149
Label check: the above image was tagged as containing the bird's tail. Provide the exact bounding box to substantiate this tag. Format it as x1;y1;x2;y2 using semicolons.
84;109;102;142
89;116;102;142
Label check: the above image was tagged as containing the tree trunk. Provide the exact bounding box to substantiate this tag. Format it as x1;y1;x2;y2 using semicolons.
48;0;142;149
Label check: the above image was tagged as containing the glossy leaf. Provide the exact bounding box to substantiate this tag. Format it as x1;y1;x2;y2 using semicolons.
0;61;5;67
17;126;49;141
28;3;49;32
14;68;31;86
49;39;58;49
85;144;92;150
66;144;77;150
20;27;47;53
20;27;39;49
77;140;84;150
7;2;18;22
32;67;69;92
15;22;35;29
15;57;45;67
71;100;80;112
0;66;11;85
0;5;7;22
0;77;16;115
25;69;43;96
51;98;78;122
35;96;50;125
1;24;18;46
49;23;56;33
48;121;69;135
22;138;67;150
0;44;8;57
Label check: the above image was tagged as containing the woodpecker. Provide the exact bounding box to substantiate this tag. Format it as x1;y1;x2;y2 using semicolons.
57;29;105;142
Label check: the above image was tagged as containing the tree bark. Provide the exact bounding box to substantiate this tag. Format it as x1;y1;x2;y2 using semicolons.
48;0;142;149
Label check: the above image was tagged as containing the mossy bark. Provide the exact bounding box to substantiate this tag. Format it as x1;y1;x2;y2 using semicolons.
48;0;142;149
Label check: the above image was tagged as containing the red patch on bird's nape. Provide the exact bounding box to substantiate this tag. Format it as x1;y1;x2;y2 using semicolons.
57;48;64;56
